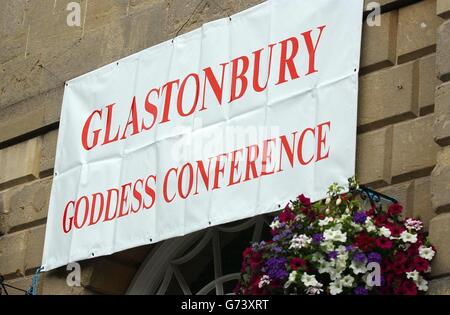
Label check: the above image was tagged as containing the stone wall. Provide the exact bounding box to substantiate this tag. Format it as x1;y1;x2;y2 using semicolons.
0;0;449;294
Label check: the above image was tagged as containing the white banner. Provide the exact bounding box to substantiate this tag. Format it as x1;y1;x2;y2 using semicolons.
42;0;363;271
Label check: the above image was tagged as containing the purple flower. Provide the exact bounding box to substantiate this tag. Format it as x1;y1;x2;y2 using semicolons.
353;212;367;224
367;252;382;263
272;246;283;253
265;257;288;280
345;245;355;252
327;251;338;260
312;233;324;244
281;229;293;237
252;241;266;251
272;235;281;242
353;252;366;263
354;287;368;295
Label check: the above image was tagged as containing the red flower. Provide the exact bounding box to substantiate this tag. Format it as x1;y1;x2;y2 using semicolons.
375;237;393;249
354;233;375;252
366;206;376;217
250;276;264;295
279;206;295;223
382;260;393;273
290;257;306;271
401;280;418;295
298;194;311;207
374;215;388;227
392;263;406;275
393;252;408;265
269;280;281;289
412;257;429;272
406;243;421;257
388;203;403;216
250;252;263;269
387;223;405;237
384;273;395;286
242;247;252;259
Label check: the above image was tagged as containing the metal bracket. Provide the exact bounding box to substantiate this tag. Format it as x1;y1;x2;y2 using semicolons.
358;185;398;209
0;274;29;295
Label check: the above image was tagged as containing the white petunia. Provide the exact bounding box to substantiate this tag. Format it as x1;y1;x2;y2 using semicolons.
321;241;335;252
310;252;324;262
350;222;364;232
305;287;323;295
289;271;297;282
400;231;418;243
329;281;343;295
325;197;331;205
318;217;334;227
284;272;297;289
379;226;392;238
336;198;342;206
405;218;423;231
258;275;271;288
270;220;280;230
323;229;347;243
416;276;428;291
406;270;419;282
289;234;311;250
333;230;347;243
340;275;355;288
419;246;435;261
365;218;377;233
350;261;367;275
328;270;342;282
301;273;321;287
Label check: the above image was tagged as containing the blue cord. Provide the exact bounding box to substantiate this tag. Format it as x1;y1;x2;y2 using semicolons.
26;266;44;295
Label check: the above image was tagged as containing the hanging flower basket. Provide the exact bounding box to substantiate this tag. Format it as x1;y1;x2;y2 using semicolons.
235;179;436;295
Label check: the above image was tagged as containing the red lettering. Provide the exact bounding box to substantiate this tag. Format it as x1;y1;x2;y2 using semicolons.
131;179;144;213
178;163;194;199
163;168;178;203
142;88;160;131
302;25;326;75
213;153;228;190
88;192;104;226
81;109;102;150
201;63;228;110
74;196;89;229
229;56;249;103
316;121;331;161
276;37;300;85
194;160;211;195
144;175;157;209
177;73;200;117
228;149;243;186
121;97;140;140
298;128;315;165
117;183;132;218
102;103;120;146
244;145;259;182
278;132;297;172
253;44;276;92
62;201;75;233
160;80;179;123
104;188;119;222
261;138;276;176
